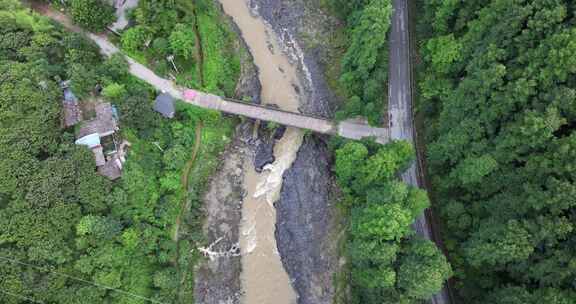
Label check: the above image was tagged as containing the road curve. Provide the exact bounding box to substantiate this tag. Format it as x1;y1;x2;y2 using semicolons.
387;0;453;303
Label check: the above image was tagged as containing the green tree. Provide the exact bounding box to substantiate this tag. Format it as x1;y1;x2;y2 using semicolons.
334;139;449;303
76;215;121;239
425;34;462;74
152;37;170;56
121;26;152;54
419;1;576;300
334;141;368;190
0;62;61;155
69;0;115;31
102;83;127;100
169;23;196;60
338;0;392;125
355;141;413;191
69;63;99;98
101;53;129;80
397;238;452;301
352;202;415;242
464;220;534;267
325;0;370;19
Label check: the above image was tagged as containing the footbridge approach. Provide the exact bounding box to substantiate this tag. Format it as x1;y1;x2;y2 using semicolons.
35;3;390;144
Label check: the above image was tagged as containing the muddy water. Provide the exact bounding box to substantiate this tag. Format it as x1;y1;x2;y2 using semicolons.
219;0;303;303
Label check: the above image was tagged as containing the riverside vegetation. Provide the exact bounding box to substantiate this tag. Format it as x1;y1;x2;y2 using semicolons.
331;139;451;304
325;0;452;303
119;0;239;94
0;0;239;302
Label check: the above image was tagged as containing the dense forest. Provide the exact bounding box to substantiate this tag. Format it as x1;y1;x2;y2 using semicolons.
0;0;238;302
419;0;576;302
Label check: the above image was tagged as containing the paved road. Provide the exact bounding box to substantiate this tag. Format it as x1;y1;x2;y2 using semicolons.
31;2;390;144
388;1;453;303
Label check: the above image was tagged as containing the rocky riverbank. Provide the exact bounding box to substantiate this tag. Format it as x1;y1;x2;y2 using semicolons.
193;133;245;304
275;136;341;304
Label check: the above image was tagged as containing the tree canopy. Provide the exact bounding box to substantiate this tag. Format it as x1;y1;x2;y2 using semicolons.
328;0;393;125
333;140;451;303
69;0;115;31
419;0;576;302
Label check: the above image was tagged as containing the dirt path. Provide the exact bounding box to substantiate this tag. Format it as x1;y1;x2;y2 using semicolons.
174;122;204;243
173;122;203;303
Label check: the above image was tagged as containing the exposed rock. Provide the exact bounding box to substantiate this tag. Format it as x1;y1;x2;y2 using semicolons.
273;125;287;140
254;138;275;172
253;121;288;172
275;135;340;304
248;1;344;304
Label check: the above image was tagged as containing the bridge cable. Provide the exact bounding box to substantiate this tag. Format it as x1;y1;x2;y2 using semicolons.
0;288;46;304
0;255;168;304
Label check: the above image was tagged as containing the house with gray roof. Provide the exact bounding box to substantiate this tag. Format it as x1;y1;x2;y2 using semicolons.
154;93;175;118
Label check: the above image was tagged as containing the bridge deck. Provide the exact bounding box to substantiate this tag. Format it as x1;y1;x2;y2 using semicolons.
34;4;389;144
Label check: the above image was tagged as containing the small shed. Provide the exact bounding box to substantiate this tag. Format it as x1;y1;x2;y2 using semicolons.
154;93;175;118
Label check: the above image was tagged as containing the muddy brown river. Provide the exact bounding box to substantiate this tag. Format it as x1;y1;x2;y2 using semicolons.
218;0;303;303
